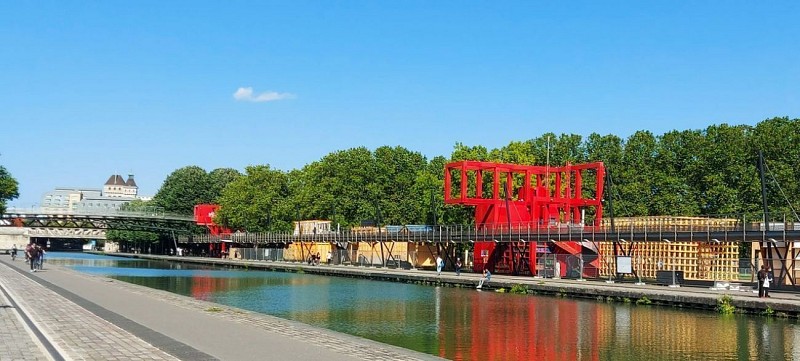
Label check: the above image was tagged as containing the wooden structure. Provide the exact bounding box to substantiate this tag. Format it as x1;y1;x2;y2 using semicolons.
596;241;739;281
597;216;741;281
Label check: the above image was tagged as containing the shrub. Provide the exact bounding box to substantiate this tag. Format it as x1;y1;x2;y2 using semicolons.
510;284;528;294
716;295;736;315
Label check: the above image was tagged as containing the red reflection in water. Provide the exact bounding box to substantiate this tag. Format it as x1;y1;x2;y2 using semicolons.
191;275;215;300
438;291;601;361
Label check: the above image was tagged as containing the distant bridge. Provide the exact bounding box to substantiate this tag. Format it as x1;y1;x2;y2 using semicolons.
0;208;197;233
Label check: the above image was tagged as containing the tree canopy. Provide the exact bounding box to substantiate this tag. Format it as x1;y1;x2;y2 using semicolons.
0;164;20;214
152;166;241;215
150;116;800;231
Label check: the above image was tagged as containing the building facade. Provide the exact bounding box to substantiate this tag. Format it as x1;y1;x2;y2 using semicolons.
41;174;145;213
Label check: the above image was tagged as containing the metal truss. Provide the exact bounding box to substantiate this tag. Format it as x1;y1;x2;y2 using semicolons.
27;227;106;239
0;213;196;233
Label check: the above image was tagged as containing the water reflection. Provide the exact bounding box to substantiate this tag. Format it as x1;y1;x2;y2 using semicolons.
47;253;798;360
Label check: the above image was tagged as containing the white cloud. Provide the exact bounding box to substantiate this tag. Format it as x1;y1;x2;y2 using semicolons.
233;87;295;102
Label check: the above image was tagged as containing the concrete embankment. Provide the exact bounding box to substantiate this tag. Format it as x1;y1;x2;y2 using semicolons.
0;255;444;361
110;253;800;318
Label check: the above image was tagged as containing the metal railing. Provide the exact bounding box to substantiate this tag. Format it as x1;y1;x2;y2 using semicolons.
178;216;800;245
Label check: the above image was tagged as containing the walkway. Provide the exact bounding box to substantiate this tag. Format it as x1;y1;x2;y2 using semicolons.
0;256;444;361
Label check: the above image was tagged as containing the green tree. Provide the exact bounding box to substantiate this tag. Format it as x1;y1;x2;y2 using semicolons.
152;166;212;215
450;142;490;162
216;165;290;232
650;130;703;216
615;131;658;216
751;117;800;220
0;164;19;214
695;124;758;216
488;140;536;165
105;229;159;243
208;168;242;203
420;155;473;225
298;147;379;227
373;146;427;225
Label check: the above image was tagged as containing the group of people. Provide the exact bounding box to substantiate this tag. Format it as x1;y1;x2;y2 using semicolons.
307;251;333;266
435;255;464;276
435;254;489;288
757;265;774;298
17;243;46;272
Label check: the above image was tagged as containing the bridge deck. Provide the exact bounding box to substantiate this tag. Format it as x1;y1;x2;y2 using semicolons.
181;227;800;244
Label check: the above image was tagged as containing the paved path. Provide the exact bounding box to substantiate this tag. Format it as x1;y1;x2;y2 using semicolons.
0;256;444;361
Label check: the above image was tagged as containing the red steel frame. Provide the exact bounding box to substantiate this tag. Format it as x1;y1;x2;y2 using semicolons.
444;160;604;227
194;204;232;257
444;160;605;275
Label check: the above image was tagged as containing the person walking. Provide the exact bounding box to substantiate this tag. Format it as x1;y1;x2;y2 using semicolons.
455;257;462;276
477;269;492;289
28;244;39;272
11;244;17;261
36;245;46;270
436;255;444;276
327;251;332;265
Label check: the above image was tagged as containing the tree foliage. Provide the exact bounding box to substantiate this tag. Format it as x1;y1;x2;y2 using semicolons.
216;165;290;232
152;166;211;215
151;166;240;215
150;117;800;231
106;229;159;243
0;164;19;214
208;168;242;203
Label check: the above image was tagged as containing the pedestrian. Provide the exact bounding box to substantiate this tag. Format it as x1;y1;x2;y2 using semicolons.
11;244;17;261
28;243;39;272
36;245;45;270
436;254;443;275
315;252;321;266
25;243;32;264
763;266;773;298
327;251;332;265
455;257;462;276
757;265;768;298
477;268;491;289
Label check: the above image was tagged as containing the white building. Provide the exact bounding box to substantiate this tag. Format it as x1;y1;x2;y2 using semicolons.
40;173;147;213
103;174;138;198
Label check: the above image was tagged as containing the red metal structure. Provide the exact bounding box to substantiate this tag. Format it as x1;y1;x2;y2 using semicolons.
194;204;231;257
444;160;605;276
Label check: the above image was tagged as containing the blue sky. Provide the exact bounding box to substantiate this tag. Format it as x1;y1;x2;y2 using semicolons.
1;1;798;207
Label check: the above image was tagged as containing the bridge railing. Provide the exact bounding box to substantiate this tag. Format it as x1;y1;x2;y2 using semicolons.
3;207;194;221
175;214;800;244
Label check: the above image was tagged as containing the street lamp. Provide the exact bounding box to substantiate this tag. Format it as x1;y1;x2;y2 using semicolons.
634;254;645;285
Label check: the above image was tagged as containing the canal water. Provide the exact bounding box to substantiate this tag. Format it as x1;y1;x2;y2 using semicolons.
48;253;798;361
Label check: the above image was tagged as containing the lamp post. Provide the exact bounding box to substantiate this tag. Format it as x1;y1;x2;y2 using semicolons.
635;255;645;285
